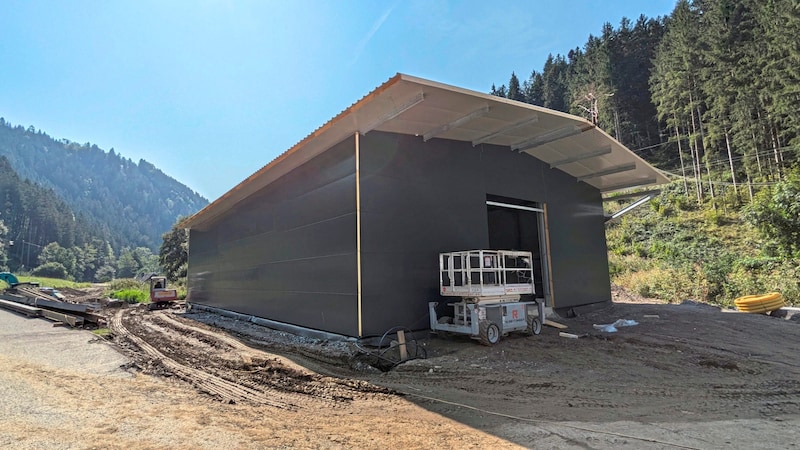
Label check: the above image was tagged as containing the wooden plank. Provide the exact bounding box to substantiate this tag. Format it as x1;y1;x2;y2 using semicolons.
559;332;587;339
544;319;568;329
397;330;408;361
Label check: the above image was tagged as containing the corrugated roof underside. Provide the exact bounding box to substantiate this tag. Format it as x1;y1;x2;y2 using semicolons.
183;73;667;229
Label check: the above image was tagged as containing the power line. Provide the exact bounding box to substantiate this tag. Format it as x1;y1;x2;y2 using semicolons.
657;169;782;187
630;141;670;153
642;143;798;173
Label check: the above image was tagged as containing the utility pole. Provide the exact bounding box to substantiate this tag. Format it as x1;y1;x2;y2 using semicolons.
576;91;614;131
577;93;600;125
21;240;44;270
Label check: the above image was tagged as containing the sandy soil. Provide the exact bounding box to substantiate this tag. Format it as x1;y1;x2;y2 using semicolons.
2;285;800;449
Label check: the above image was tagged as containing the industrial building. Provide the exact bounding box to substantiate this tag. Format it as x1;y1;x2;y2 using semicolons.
181;74;668;338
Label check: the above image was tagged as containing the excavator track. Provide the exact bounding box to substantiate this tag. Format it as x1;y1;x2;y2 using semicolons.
110;310;296;409
155;313;313;374
110;308;392;409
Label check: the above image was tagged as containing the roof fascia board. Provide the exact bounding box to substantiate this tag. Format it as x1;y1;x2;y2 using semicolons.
182;73;669;229
397;73;591;123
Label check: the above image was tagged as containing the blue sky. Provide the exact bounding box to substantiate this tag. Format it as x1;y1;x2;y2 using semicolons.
1;0;677;200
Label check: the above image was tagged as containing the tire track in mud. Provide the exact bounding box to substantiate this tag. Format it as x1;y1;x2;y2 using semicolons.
111;309;393;408
155;313;312;375
151;312;390;402
110;310;296;409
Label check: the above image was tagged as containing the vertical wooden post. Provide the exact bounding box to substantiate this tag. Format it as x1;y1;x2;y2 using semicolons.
356;132;363;338
397;330;408;361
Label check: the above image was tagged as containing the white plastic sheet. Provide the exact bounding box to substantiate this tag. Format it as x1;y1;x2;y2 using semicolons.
592;319;639;333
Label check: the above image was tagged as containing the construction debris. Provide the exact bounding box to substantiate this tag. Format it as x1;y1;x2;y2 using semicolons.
559;332;586;339
0;273;103;328
0;298;41;317
545;319;568;329
593;319;639;333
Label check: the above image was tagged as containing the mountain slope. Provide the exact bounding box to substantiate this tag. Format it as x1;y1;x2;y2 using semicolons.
0;118;208;252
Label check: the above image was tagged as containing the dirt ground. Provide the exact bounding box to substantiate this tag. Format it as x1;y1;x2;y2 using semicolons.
2;285;800;449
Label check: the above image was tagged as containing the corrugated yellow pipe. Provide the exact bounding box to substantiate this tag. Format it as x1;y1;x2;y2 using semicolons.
734;292;785;313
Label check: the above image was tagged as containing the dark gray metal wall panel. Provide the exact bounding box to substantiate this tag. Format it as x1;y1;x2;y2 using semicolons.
189;129;611;337
187;136;359;336
215;213;357;268
482;144;612;308
360;250;442;332
482;147;612;308
479;148;549;197
359;133;489;335
358;131;610;335
542;179;611;308
485;148;611;307
199;252;356;293
190;228;218;259
192;287;357;336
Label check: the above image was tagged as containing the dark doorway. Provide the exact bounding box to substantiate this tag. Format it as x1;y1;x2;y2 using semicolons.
487;196;547;299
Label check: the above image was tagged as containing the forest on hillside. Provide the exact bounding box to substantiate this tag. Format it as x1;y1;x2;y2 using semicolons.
492;0;800;304
0;119;207;282
492;0;798;196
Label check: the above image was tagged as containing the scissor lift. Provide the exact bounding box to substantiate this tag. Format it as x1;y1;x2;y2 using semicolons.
429;250;544;345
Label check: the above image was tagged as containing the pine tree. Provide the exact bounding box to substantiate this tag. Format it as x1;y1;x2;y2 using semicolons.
507;72;525;102
540;54;569;112
160;217;189;282
522;70;544;106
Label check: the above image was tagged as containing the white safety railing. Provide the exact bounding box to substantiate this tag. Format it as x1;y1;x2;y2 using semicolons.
439;250;534;298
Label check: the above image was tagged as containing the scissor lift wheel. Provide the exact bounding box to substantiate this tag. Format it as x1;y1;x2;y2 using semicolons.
478;320;501;346
527;315;542;335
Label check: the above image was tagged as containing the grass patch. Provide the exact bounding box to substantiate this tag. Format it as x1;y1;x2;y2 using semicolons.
109;288;148;304
607;182;799;306
92;328;111;337
107;278;146;291
11;276;91;289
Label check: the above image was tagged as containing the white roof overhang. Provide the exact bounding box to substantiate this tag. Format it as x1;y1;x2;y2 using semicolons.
183;73;668;230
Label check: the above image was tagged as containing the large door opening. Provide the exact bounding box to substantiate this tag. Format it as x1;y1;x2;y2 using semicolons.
486;196;549;301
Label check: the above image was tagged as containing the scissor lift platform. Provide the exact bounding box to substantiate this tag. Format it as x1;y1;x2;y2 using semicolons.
430;250;544;345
